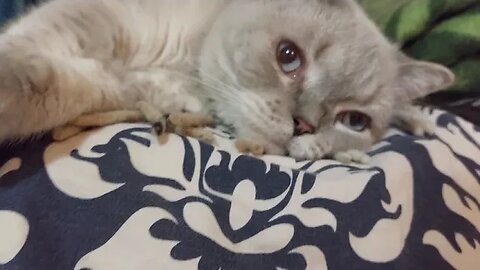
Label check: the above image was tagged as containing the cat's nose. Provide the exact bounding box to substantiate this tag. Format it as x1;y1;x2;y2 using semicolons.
293;118;314;136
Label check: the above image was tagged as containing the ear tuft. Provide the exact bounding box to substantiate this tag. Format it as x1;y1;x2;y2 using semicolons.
395;60;455;101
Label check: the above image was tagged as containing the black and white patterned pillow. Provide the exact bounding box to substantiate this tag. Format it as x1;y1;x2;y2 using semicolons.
0;108;479;270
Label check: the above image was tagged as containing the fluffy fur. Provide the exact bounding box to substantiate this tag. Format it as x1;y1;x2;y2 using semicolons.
0;0;454;160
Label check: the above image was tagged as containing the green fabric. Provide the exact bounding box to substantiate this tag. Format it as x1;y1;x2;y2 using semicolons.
450;58;480;92
359;0;480;93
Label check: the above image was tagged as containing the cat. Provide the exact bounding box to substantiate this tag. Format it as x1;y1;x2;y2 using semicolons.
0;0;454;162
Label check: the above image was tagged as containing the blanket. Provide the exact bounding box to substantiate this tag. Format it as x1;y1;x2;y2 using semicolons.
0;0;40;27
359;0;480;94
1;108;479;270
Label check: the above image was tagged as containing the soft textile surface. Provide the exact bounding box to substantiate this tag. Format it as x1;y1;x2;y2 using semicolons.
425;92;480;126
0;108;479;269
0;0;40;27
359;0;480;93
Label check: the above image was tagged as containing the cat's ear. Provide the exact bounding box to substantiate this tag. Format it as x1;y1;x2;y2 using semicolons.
394;57;455;101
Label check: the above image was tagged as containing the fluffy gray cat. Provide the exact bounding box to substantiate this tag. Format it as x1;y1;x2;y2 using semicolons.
0;0;454;162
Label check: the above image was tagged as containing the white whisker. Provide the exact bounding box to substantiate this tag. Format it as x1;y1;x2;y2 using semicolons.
181;61;282;126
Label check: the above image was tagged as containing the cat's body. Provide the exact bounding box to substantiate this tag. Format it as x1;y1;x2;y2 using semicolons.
0;0;220;140
0;0;454;160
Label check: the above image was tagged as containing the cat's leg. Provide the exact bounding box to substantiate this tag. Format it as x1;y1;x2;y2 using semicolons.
160;112;216;145
57;102;168;141
70;110;145;127
288;131;371;164
52;110;145;141
49;66;216;144
52;100;216;145
52;104;165;142
167;112;216;144
51;125;85;142
288;134;333;161
333;150;371;164
182;128;216;145
123;72;217;145
168;112;214;128
0;49;122;143
393;105;436;136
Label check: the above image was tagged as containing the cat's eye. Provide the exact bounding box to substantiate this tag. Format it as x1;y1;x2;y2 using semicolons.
336;111;371;132
277;41;303;74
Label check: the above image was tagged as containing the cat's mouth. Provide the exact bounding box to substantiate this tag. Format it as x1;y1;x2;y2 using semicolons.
293;118;314;136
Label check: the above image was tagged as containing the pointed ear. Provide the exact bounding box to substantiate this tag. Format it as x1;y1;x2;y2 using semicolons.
394;59;455;101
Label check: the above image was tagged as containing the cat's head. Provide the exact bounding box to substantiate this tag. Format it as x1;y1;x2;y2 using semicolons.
198;0;454;156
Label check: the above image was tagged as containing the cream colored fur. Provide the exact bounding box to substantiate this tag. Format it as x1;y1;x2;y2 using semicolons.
0;0;454;161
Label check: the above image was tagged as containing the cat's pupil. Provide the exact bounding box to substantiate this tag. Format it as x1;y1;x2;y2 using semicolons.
337;111;371;132
278;45;298;64
350;113;365;126
277;41;303;74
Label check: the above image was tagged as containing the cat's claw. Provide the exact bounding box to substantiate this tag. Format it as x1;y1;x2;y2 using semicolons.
152;119;169;135
136;101;216;145
333;150;370;164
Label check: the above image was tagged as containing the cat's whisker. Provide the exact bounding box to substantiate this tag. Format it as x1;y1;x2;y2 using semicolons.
174;71;241;107
166;64;239;101
185;61;240;92
183;61;287;125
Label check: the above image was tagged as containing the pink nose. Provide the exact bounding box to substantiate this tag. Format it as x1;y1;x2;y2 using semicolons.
294;118;315;136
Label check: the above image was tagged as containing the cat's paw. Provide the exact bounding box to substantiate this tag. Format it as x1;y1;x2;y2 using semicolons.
397;115;437;137
235;140;266;156
287;134;332;160
410;117;436;136
394;106;437;136
333;150;370;164
70;110;144;127
184;127;216;145
168;112;214;129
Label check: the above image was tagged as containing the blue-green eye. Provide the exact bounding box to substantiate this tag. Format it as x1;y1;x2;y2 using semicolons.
277;41;303;74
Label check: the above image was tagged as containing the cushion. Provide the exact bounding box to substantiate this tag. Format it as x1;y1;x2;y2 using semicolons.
0;108;479;269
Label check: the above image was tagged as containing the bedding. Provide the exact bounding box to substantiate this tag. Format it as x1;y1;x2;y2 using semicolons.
0;0;40;26
1;108;479;270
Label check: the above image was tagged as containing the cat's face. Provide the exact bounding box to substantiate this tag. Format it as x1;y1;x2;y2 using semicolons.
199;0;454;157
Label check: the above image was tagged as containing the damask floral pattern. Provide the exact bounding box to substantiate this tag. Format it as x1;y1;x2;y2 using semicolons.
0;109;479;270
